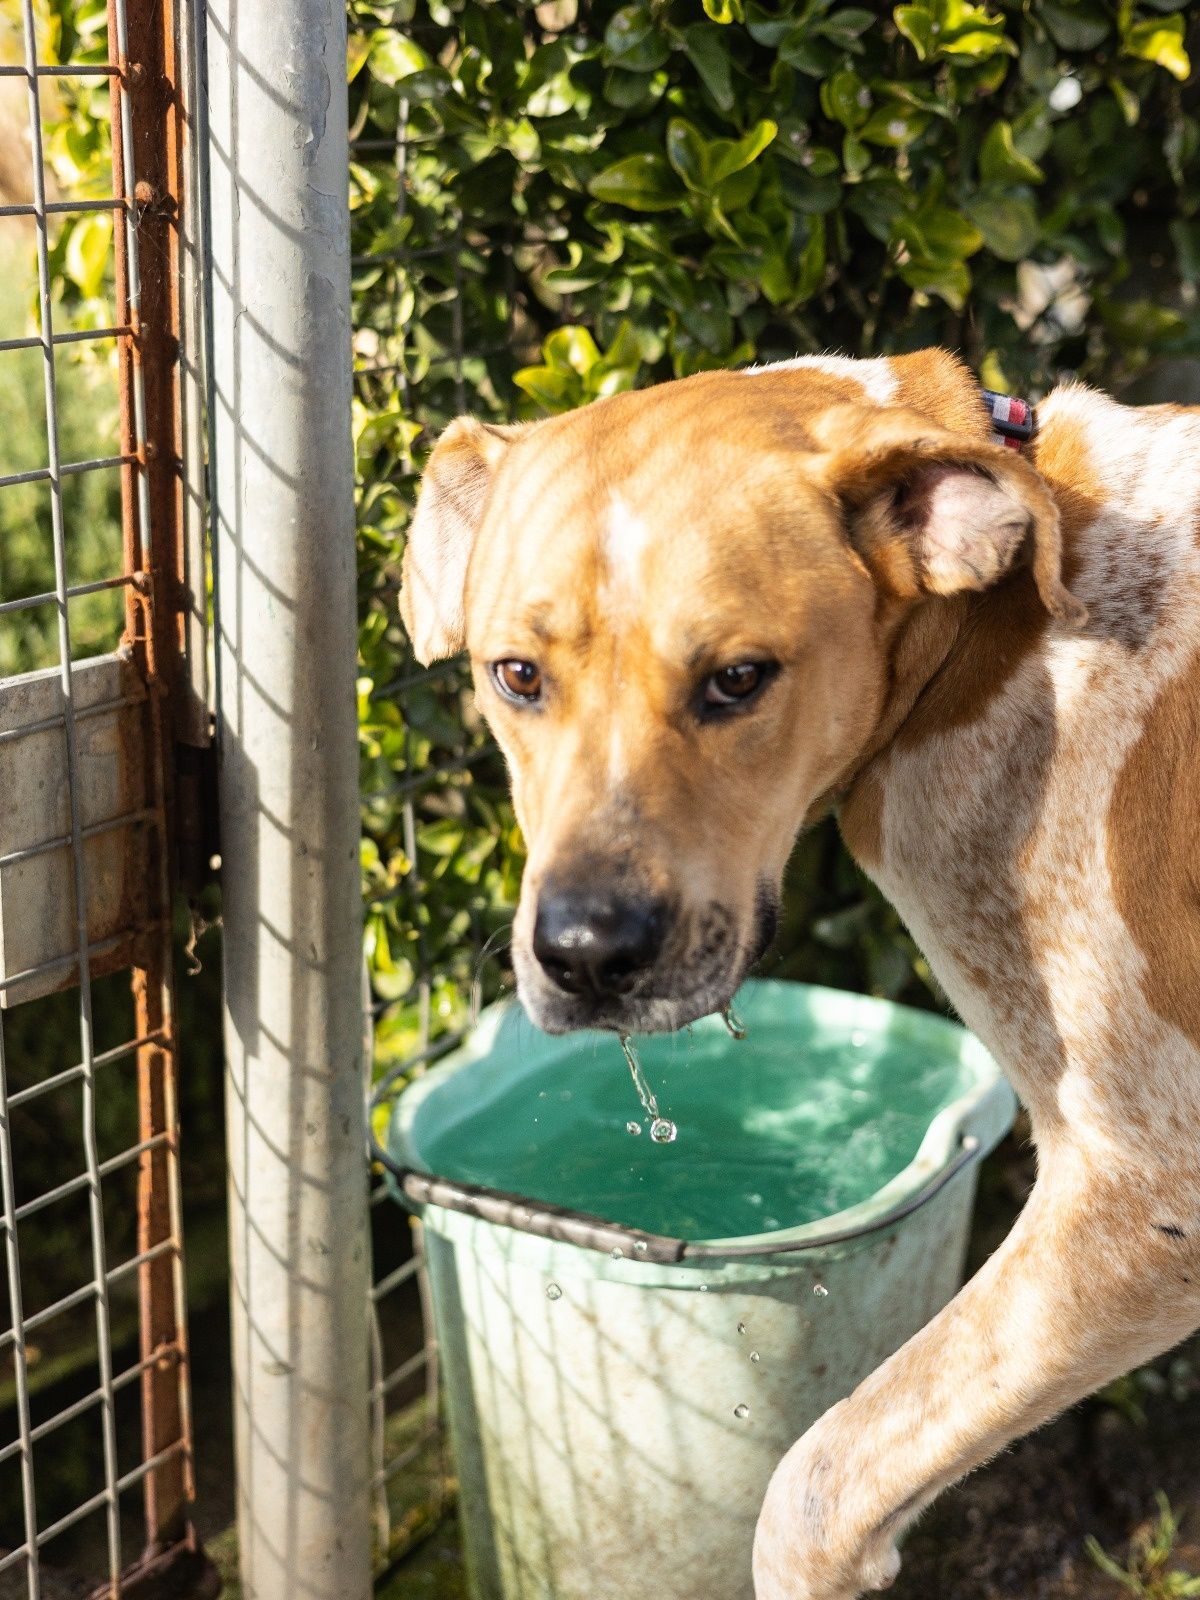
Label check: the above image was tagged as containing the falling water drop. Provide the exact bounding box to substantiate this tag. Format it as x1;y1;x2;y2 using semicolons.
610;1247;624;1260
750;1351;761;1364
546;1283;563;1301
620;1036;678;1145
813;1283;829;1299
625;1120;642;1137
733;1403;750;1420
737;1322;747;1336
722;1004;747;1041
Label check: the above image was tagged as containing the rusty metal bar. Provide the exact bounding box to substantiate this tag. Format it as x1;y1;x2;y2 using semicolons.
107;0;209;1577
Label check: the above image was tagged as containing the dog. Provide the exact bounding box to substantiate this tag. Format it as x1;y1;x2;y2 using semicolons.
400;348;1200;1599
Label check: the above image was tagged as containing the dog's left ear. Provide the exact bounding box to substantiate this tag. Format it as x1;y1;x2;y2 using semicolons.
400;417;525;663
814;404;1087;626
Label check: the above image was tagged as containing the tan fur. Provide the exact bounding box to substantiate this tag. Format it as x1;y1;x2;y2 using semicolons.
401;351;1200;1599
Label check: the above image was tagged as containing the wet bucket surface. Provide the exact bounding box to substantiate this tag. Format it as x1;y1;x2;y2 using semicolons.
389;980;1016;1600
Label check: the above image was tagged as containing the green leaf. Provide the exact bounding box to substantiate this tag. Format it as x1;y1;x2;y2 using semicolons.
821;69;872;131
1040;1;1110;51
603;5;671;70
711;119;778;183
979;121;1045;185
681;23;735;111
962;193;1040;260
860;103;933;147
367;31;432;85
794;215;827;301
819;9;876;49
1109;77;1140;127
702;0;745;22
589;154;686;211
1098;298;1187;346
894;5;935;60
1123;13;1191;81
665;119;709;190
543;325;602;375
64;213;113;298
666;117;777;192
744;2;795;47
900;256;972;308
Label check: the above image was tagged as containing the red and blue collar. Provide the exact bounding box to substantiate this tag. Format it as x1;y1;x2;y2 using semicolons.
981;388;1034;450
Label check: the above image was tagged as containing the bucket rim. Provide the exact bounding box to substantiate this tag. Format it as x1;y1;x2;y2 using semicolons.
378;979;1016;1262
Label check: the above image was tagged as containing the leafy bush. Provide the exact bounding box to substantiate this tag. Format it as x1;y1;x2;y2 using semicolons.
350;0;1197;1059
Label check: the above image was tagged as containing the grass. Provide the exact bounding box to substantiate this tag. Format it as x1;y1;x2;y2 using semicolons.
1087;1493;1200;1598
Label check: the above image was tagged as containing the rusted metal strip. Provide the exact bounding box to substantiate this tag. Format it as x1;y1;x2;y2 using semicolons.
107;0;215;1588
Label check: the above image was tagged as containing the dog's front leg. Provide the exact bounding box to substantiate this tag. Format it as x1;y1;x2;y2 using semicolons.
752;1153;1199;1600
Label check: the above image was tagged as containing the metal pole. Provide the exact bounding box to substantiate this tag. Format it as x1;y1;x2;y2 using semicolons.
204;0;372;1594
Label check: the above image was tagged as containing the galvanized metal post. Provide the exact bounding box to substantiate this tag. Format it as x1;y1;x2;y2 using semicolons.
204;0;373;1595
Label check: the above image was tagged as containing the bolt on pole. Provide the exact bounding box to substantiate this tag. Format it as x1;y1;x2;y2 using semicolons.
204;0;373;1595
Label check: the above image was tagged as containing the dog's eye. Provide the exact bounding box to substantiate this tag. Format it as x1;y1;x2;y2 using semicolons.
703;662;772;709
492;659;543;704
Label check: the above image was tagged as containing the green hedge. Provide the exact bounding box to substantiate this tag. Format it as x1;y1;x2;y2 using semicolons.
351;0;1198;1063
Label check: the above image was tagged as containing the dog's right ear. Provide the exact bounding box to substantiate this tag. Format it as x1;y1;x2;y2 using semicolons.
400;417;523;664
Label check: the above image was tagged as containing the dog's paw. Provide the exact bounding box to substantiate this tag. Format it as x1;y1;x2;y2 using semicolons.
752;1413;902;1600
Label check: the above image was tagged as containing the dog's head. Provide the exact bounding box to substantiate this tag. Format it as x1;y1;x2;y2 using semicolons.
401;363;1080;1034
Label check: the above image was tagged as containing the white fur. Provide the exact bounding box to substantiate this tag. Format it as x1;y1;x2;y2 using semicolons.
602;491;652;611
750;355;900;407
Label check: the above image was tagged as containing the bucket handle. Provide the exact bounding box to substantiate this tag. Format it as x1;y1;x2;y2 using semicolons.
370;1130;981;1266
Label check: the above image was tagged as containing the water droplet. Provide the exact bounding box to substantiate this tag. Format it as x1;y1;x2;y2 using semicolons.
633;1240;648;1255
750;1351;761;1363
851;1029;868;1048
733;1403;750;1420
698;1284;709;1292
546;1283;563;1301
559;1089;573;1101
625;1120;642;1136
649;1118;677;1144
737;1321;747;1336
813;1283;829;1298
722;1004;747;1041
610;1246;623;1260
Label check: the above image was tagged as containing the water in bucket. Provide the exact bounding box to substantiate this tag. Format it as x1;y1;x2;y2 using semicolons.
413;984;969;1241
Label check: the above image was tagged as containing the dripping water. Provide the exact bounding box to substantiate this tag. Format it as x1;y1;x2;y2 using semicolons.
619;1033;677;1144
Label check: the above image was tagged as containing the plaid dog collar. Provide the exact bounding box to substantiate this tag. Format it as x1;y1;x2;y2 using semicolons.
981;388;1034;450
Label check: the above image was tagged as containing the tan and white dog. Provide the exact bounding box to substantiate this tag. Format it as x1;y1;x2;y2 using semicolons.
400;349;1200;1600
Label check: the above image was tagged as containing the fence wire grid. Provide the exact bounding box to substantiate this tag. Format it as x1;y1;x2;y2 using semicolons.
0;0;213;1594
350;3;529;1570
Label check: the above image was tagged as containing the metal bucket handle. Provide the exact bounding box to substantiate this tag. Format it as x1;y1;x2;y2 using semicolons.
370;1130;982;1266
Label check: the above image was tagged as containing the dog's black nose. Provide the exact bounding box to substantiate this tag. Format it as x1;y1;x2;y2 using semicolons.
533;889;667;998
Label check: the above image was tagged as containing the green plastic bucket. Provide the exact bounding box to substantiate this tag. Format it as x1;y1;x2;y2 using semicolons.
386;979;1015;1600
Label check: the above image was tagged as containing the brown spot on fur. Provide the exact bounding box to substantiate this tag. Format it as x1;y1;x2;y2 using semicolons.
839;762;885;867
1108;646;1200;1049
898;571;1048;743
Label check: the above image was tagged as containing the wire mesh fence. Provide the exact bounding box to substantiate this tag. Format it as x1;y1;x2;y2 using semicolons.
348;4;534;1568
0;0;214;1592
